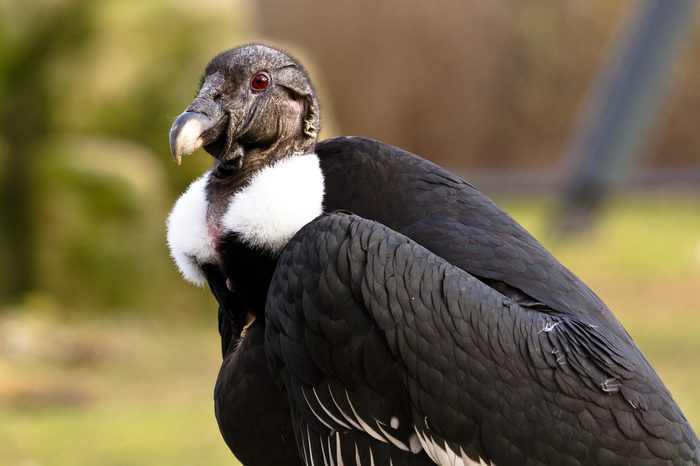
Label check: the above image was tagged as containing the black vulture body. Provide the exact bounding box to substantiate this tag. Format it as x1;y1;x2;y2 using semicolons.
204;137;699;465
165;44;700;466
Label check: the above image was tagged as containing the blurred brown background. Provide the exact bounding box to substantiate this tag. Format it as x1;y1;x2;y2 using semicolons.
0;1;698;465
261;0;699;171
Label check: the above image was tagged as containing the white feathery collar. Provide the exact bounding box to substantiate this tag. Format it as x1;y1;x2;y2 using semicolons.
166;174;215;286
222;153;325;254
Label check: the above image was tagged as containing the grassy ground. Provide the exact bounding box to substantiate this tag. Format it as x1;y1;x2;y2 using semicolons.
0;195;698;465
0;319;236;466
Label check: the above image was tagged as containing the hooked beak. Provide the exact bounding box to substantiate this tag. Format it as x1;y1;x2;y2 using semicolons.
168;72;230;165
169;111;227;165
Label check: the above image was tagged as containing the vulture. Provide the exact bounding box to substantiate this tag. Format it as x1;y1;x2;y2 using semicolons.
166;44;700;465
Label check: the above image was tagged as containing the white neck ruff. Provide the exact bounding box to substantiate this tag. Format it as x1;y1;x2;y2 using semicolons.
166;173;215;286
166;154;325;286
222;153;325;254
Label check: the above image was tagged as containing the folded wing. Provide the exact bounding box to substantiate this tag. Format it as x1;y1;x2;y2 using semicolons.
266;212;700;466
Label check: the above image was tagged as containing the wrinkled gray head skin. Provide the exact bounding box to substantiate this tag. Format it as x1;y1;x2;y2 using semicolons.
169;44;320;169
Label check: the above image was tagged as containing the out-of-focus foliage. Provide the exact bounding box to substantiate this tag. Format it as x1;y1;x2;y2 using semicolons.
0;0;254;313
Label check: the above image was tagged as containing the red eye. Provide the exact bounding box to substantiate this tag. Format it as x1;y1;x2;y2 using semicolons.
251;72;269;91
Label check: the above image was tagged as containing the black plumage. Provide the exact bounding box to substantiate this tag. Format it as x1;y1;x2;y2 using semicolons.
166;44;700;465
267;208;698;464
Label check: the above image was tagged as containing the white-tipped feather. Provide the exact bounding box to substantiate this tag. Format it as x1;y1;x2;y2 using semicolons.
336;433;344;466
375;422;410;451
313;387;352;430
302;390;337;431
222;154;325;254
414;429;493;466
408;433;423;454
166;174;216;286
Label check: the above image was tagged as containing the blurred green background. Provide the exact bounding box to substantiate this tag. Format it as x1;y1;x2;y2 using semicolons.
0;1;698;465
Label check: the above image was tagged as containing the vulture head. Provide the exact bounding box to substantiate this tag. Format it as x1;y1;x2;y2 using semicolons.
169;44;320;170
167;43;325;297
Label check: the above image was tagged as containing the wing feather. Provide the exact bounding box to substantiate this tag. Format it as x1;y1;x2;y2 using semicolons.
266;212;699;465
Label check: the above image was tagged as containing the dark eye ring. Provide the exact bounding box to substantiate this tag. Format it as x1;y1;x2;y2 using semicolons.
251;72;270;91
